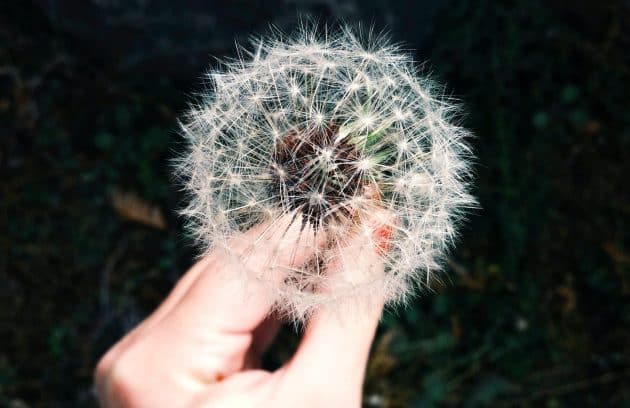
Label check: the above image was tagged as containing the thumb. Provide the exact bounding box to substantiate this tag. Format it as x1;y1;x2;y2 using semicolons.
284;210;392;403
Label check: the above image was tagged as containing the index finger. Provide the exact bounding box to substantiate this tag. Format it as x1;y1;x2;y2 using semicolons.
169;212;327;334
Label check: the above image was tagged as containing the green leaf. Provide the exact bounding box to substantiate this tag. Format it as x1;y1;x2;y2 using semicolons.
561;84;580;104
94;131;114;150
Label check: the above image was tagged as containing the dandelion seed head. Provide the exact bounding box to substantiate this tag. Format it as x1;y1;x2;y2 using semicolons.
177;23;475;321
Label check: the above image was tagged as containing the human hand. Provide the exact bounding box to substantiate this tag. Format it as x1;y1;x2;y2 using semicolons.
94;213;388;407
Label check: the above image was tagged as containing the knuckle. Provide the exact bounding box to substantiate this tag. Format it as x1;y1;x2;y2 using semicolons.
95;345;149;407
101;354;144;406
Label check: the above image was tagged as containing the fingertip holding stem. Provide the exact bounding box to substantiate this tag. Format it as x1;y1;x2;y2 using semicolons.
315;208;393;317
374;222;394;256
218;205;395;324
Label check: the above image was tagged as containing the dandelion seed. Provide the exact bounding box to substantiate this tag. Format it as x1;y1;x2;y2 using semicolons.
176;23;475;321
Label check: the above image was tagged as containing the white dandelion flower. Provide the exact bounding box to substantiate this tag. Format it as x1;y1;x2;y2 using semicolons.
176;23;475;321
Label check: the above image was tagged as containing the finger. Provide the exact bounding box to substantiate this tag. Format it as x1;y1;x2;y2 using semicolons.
99;211;308;373
134;213;327;382
95;256;212;378
169;212;327;332
284;211;390;399
97;213;328;397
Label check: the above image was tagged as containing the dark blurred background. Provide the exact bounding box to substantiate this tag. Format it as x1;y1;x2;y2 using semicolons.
2;0;629;406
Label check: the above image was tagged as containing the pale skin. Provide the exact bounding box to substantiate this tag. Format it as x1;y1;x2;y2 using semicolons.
94;212;389;407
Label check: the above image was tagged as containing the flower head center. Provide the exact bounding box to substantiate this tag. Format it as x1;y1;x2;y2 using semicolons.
270;124;369;228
